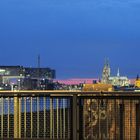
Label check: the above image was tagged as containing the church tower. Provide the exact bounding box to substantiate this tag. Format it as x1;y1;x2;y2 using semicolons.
101;59;111;84
117;68;120;77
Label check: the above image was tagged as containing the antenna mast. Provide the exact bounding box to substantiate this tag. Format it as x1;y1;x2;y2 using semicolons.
37;54;41;89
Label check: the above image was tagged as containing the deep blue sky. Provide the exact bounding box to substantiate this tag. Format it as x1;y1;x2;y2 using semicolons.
0;0;140;78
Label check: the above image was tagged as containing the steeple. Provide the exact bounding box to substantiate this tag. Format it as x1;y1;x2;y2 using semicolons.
136;74;139;80
102;58;111;84
117;68;120;77
104;58;109;67
106;58;110;67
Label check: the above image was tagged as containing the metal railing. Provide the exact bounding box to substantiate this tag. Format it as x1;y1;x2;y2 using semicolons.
0;91;140;140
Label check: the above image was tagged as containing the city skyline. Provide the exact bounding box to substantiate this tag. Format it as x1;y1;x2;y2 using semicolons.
1;1;140;140
1;0;140;78
0;61;137;79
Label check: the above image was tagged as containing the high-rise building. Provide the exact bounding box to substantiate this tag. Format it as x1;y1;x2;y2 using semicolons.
0;66;24;85
0;66;56;90
24;67;55;79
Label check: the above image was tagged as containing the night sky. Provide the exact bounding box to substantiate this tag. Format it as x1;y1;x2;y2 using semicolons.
0;0;140;78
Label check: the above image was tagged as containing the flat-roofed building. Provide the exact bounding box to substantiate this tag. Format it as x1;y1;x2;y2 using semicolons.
0;66;56;90
24;67;55;79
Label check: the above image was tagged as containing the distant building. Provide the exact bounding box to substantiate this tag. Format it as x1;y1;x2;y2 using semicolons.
54;78;98;85
109;68;130;86
24;67;55;90
0;66;24;85
25;67;55;79
0;66;56;90
0;66;24;77
101;60;130;86
101;59;110;84
135;75;140;88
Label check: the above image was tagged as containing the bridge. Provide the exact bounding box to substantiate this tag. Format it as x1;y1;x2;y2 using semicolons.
0;90;140;140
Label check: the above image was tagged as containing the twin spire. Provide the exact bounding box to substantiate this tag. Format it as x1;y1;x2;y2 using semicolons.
104;58;120;77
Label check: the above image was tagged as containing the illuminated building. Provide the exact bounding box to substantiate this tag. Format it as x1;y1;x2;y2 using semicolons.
82;83;114;91
101;59;110;84
0;66;24;84
101;61;130;86
109;68;130;86
135;75;140;88
0;66;56;90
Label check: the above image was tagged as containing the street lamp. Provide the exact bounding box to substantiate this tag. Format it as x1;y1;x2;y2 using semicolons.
18;79;21;90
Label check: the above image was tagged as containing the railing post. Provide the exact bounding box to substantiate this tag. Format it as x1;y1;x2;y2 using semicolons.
73;94;79;140
19;97;21;138
14;97;19;138
30;97;33;139
50;98;53;139
1;97;3;138
37;97;39;138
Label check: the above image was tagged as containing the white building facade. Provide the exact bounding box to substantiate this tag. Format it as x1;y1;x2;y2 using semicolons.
102;61;130;86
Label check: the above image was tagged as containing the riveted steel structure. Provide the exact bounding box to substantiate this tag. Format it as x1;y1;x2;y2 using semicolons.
0;91;140;140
